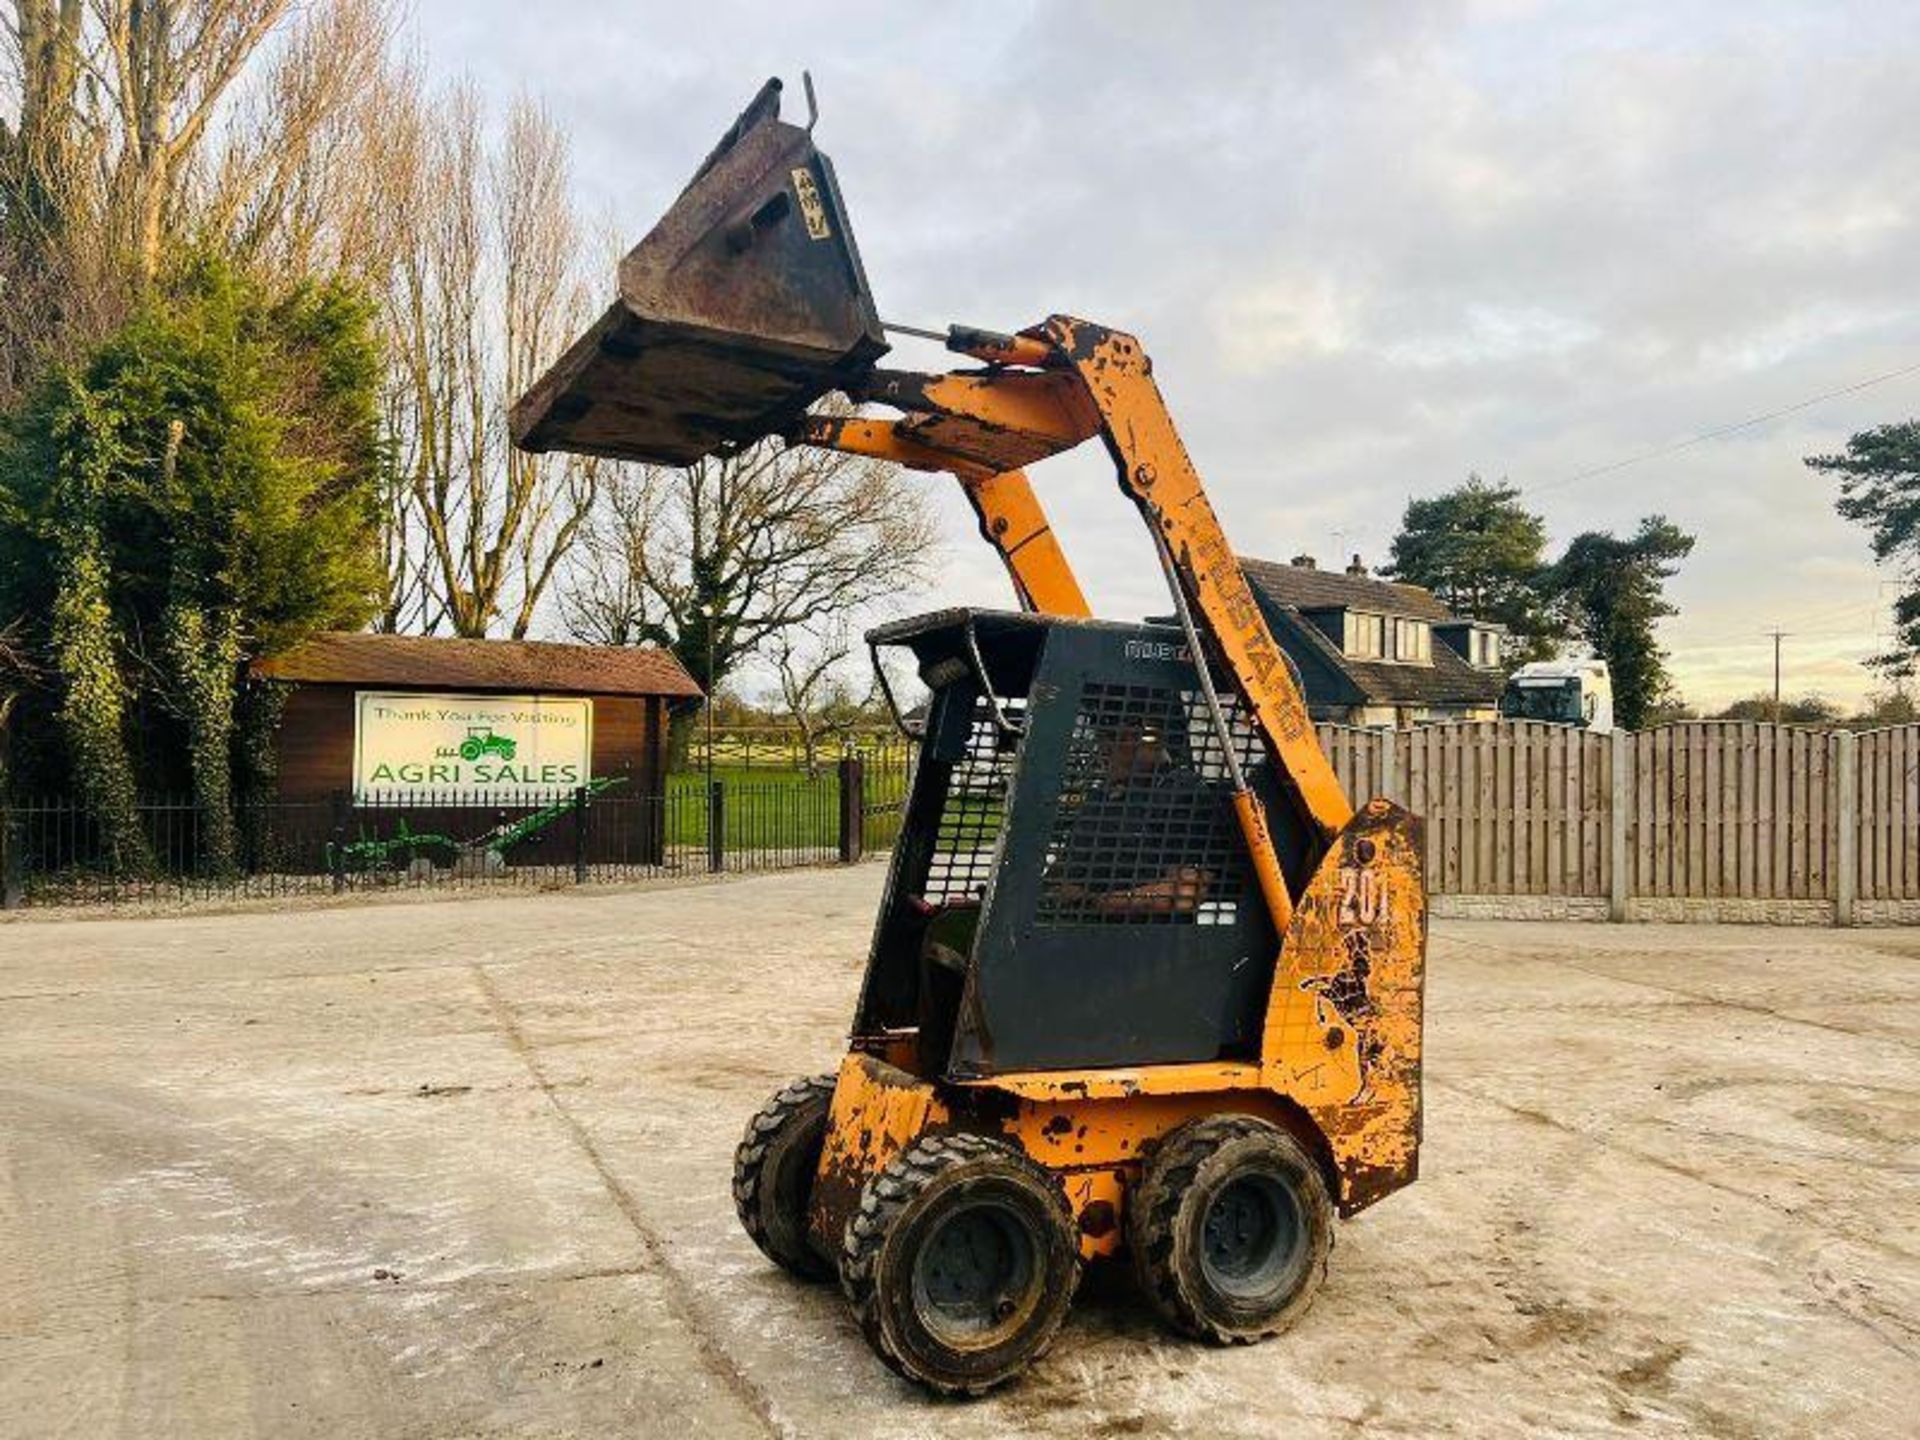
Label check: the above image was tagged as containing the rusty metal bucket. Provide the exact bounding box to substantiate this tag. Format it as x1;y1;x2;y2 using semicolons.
511;77;888;465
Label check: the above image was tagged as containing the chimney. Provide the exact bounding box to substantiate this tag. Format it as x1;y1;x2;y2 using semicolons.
1346;553;1367;577
1290;553;1317;570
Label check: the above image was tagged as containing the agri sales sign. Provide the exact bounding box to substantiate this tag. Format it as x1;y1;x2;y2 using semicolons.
353;692;593;796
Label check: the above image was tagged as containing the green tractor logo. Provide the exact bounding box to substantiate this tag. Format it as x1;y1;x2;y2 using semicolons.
457;725;518;762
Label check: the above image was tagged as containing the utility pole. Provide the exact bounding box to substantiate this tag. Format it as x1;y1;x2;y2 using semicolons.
1766;628;1790;723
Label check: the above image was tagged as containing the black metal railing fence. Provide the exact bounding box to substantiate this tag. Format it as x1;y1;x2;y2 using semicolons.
1;756;911;908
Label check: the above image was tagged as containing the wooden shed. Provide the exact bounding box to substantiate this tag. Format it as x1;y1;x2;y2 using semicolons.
253;632;701;808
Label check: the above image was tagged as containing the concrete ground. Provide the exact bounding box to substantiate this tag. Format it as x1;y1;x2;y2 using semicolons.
1;870;1917;1440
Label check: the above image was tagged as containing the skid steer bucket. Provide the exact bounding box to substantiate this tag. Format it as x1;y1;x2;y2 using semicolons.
511;77;887;464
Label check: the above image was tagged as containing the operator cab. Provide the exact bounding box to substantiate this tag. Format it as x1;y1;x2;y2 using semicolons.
856;608;1314;1079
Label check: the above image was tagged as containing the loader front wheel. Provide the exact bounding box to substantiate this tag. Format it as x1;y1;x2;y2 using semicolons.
1128;1115;1332;1345
733;1073;837;1281
840;1133;1080;1396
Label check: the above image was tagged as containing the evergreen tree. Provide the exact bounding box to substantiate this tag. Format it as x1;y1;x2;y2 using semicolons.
0;257;385;864
1384;475;1561;662
1544;516;1696;730
1805;421;1920;680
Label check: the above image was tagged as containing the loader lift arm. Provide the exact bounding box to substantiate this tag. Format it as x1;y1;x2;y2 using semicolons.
794;315;1354;928
795;413;1092;619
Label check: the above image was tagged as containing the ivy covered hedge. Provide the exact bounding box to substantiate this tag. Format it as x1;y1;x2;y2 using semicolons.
0;256;386;869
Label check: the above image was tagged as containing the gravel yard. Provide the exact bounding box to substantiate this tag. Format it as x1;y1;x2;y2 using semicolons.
2;868;1916;1438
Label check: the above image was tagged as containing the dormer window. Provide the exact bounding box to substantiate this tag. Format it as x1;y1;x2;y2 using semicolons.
1471;628;1499;668
1392;618;1431;663
1344;612;1385;658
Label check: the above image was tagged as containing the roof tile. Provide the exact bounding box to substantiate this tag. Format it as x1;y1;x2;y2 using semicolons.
1241;556;1457;622
1244;560;1504;709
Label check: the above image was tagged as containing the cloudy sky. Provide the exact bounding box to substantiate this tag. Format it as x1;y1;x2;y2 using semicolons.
422;0;1920;709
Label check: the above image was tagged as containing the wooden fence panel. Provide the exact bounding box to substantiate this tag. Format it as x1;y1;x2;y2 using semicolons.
1303;719;1903;904
1617;722;1844;900
1810;730;1831;899
1314;721;1609;896
1857;725;1920;900
1295;720;1918;905
1313;724;1385;803
1633;727;1661;895
1570;725;1610;900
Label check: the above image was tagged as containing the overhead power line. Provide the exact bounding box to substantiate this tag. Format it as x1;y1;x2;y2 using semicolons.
1676;596;1887;651
1526;357;1920;497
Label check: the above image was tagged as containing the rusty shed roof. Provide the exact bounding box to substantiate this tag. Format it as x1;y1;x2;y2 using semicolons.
254;633;703;698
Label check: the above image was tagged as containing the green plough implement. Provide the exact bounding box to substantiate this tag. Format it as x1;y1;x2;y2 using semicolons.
328;777;628;873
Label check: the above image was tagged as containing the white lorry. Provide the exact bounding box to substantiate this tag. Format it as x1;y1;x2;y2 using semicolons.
1500;657;1615;734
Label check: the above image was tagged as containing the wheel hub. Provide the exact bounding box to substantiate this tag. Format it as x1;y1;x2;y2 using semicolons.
1200;1173;1301;1298
912;1199;1038;1344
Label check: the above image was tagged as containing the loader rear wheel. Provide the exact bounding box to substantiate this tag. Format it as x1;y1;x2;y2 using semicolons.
1128;1115;1332;1345
733;1073;837;1281
840;1132;1081;1396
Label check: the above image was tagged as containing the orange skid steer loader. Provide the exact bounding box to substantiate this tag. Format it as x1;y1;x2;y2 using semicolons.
513;76;1427;1396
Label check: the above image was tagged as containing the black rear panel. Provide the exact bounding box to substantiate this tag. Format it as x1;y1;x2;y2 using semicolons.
853;610;1324;1078
955;622;1314;1074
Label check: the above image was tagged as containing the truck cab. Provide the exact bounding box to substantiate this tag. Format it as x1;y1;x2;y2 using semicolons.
1500;658;1615;733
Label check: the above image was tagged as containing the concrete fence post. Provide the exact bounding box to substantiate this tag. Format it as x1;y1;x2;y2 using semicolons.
1835;729;1857;928
1377;728;1396;806
1609;728;1632;923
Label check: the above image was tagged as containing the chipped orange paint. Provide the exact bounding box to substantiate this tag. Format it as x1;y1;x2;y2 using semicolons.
808;1052;950;1254
867;369;1099;452
997;1090;1339;1252
1262;799;1427;1210
957;1062;1263;1102
1055;1169;1126;1260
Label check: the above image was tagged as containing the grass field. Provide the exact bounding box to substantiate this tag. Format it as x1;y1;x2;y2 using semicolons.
665;765;905;851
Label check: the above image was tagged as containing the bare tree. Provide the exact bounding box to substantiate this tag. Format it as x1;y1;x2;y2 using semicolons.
1;1;399;403
197;0;400;281
382;87;601;637
91;0;293;276
560;432;938;750
561;455;667;648
2;3;86;240
3;1;121;398
3;0;303;281
769;622;870;778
